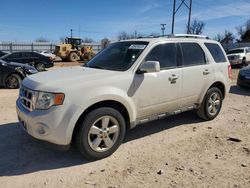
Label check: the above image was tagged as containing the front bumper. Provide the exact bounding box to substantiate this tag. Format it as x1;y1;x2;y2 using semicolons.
16;98;72;146
45;62;54;68
229;59;243;65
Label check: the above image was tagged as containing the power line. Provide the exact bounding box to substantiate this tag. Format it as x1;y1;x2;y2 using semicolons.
171;0;193;34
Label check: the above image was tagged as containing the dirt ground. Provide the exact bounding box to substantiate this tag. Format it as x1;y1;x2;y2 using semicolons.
0;64;249;188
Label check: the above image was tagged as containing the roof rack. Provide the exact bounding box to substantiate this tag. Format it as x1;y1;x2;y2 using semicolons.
169;34;209;39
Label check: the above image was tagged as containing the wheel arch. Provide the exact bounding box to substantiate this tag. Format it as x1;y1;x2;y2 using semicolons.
72;100;131;144
208;81;226;99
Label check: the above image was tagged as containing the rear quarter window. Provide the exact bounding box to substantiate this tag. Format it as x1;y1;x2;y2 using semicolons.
205;43;227;63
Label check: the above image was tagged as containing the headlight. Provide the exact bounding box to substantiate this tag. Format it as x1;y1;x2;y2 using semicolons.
35;92;65;110
27;69;38;74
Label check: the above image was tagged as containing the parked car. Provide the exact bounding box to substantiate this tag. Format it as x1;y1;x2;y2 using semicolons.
227;47;250;66
40;50;56;60
237;65;250;88
0;59;38;89
0;50;7;57
16;34;231;160
1;52;54;71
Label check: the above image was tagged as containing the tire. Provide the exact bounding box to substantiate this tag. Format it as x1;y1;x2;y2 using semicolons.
197;87;223;121
69;52;78;62
35;63;45;72
76;107;126;160
242;59;247;67
5;74;22;89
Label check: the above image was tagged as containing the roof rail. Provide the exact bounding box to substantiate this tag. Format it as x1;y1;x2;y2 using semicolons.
169;34;209;39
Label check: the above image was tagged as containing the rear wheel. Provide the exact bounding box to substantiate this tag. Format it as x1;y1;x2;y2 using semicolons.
197;87;223;120
76;107;126;160
69;52;78;62
5;74;22;89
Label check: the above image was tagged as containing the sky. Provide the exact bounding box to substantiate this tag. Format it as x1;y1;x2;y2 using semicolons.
0;0;250;42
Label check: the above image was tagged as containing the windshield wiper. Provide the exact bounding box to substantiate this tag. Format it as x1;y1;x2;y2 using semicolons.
87;65;104;70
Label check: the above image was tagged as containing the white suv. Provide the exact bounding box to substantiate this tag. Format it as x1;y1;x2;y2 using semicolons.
16;34;231;159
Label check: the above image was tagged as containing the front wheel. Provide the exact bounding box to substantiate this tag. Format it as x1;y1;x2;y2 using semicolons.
5;74;22;89
76;107;126;160
69;52;78;62
35;63;45;72
197;87;223;120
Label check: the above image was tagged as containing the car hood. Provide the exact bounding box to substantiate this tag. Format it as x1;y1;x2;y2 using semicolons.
22;66;126;92
8;61;34;69
241;65;250;72
227;53;244;57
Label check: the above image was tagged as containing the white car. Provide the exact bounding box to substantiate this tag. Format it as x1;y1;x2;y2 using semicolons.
16;34;231;160
40;51;56;61
227;47;250;66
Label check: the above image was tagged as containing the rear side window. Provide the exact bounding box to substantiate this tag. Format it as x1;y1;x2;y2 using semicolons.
8;52;21;58
181;43;206;66
145;43;177;69
205;43;227;63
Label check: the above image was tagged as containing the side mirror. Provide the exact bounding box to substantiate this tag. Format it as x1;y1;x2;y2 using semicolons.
137;61;160;74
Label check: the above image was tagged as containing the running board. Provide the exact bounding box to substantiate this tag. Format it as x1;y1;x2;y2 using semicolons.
137;105;197;125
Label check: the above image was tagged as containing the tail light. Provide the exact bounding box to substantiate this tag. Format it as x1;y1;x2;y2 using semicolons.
228;64;232;79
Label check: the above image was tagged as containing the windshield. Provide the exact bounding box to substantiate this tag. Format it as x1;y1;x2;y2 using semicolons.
0;54;9;59
227;49;244;54
86;41;148;71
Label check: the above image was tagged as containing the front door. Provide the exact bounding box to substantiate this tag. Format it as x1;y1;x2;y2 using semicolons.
133;43;182;118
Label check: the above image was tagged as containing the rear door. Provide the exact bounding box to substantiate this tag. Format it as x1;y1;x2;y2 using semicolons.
179;42;214;107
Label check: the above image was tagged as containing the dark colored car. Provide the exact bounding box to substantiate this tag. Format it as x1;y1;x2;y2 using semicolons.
0;52;54;71
237;65;250;88
0;50;7;57
0;59;38;89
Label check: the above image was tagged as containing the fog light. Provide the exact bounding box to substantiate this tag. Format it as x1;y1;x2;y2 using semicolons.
36;124;48;135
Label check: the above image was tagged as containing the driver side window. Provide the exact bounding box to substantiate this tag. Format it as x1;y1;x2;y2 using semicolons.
145;43;177;69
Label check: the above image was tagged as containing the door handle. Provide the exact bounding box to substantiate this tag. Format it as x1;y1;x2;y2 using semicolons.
203;69;210;75
169;74;179;83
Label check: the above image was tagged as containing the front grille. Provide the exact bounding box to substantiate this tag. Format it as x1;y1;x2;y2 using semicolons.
228;56;235;60
20;86;36;111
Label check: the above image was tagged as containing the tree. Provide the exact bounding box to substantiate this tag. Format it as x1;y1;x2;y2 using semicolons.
236;19;250;42
117;31;132;40
215;30;234;44
34;37;50;42
241;30;250;42
101;38;110;49
187;19;205;35
59;36;66;43
82;37;94;43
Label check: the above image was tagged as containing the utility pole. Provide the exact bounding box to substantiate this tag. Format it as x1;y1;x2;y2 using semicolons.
187;0;192;34
134;30;137;38
171;0;193;34
79;25;81;38
160;24;166;36
70;29;73;38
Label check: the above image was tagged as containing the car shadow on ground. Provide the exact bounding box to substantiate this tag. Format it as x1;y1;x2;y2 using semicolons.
230;85;250;96
0;111;202;177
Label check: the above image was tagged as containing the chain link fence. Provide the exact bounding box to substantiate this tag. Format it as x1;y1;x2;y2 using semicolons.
0;42;102;54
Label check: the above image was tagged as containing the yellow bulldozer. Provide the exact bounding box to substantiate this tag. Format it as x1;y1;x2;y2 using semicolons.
55;37;95;62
